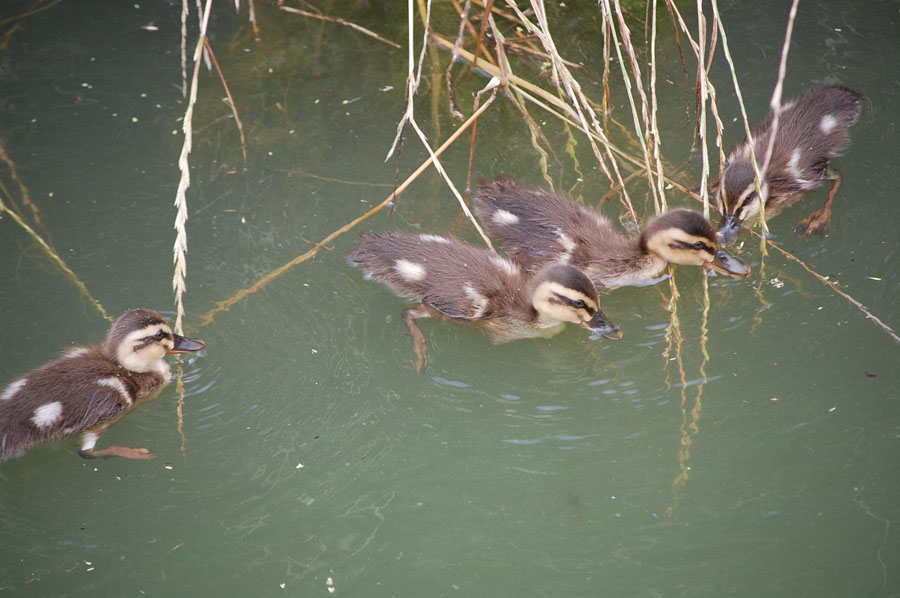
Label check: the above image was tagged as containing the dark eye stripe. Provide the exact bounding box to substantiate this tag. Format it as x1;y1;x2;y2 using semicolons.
674;241;713;252
740;191;758;211
555;294;593;311
144;330;172;343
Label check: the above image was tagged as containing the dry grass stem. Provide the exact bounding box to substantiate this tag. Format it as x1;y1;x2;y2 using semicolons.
662;0;726;181
505;0;636;222
388;0;494;248
647;0;668;212
757;0;800;249
194;0;213;71
605;0;664;212
488;17;556;188
202;37;249;170
385;0;429;163
247;0;260;39
447;0;499;71
693;0;711;217
173;0;213;335
431;32;572;118
197;82;500;327
470;0;495;71
279;5;401;48
181;0;188;96
709;0;767;243
445;0;474;120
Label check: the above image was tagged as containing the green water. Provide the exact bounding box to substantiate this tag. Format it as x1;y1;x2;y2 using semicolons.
1;1;898;596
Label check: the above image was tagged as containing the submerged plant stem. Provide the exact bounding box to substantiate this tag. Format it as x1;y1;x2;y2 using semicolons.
279;6;401;48
0;202;111;323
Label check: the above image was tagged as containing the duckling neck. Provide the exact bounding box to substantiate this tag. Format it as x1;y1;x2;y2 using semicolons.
524;302;569;337
585;237;666;289
105;346;172;383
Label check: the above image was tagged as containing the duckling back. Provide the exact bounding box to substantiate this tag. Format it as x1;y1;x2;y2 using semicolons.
760;86;861;189
475;177;636;273
347;231;531;321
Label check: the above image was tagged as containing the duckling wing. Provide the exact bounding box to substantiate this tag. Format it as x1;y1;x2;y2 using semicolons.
476;178;628;272
349;232;528;320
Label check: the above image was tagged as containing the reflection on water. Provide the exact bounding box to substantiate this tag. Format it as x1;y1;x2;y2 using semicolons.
1;0;898;596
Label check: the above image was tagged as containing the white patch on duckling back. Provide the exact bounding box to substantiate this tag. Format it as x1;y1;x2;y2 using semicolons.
98;376;133;406
556;230;577;252
32;401;63;429
1;378;26;400
464;283;489;318
490;255;519;277
65;347;90;359
787;148;802;170
395;259;426;282
787;148;804;178
787;147;814;189
820;114;837;134
492;209;519;226
418;234;450;244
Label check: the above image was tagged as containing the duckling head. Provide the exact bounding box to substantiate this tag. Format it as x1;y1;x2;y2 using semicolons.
530;265;623;340
714;161;766;246
106;309;205;374
641;209;750;277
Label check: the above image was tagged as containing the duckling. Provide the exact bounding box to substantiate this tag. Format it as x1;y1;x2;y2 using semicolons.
475;177;750;291
347;231;622;373
714;86;864;245
0;309;205;461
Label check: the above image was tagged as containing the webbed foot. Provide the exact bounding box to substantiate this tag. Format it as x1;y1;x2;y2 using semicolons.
795;167;841;237
79;446;158;460
402;307;429;374
794;208;832;236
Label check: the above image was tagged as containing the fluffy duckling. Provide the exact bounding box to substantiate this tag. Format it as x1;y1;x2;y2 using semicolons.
0;309;204;461
714;86;864;245
347;232;622;373
475;177;749;291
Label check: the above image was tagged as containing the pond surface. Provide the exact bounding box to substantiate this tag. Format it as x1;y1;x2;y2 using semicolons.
1;1;898;596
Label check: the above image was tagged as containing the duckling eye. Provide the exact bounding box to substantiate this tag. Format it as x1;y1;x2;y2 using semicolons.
572;299;587;310
147;330;166;342
693;241;707;250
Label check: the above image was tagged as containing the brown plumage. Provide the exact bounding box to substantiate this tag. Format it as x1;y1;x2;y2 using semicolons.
475;177;749;290
347;232;621;372
0;309;204;461
714;86;864;245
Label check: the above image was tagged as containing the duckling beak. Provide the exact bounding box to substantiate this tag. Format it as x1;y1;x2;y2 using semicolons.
582;310;623;340
704;248;751;278
168;334;205;354
717;215;743;247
